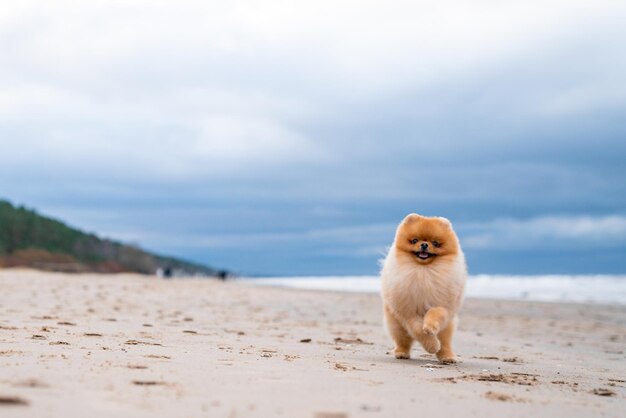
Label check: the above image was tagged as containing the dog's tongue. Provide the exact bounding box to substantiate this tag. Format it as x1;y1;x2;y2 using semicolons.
418;252;429;259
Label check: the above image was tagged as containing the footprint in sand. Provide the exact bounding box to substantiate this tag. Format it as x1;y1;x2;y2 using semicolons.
591;388;616;397
0;396;29;406
0;350;24;356
440;373;539;386
333;362;367;372
132;380;169;386
474;355;523;364
12;379;49;388
314;413;348;418
333;337;373;345
484;391;526;402
125;340;162;346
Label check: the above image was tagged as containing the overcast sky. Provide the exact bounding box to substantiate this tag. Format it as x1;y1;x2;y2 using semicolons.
1;1;625;275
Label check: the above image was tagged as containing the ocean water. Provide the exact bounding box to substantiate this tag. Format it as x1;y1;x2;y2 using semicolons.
244;275;626;305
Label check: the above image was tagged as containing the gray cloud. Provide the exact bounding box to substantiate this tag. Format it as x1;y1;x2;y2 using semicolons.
1;1;625;274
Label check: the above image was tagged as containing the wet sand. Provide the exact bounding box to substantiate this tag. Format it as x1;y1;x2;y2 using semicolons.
0;269;624;417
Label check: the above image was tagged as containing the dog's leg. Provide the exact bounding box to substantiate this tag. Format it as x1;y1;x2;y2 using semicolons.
384;305;413;359
410;307;449;354
404;317;440;354
436;316;458;364
413;328;441;354
422;306;450;336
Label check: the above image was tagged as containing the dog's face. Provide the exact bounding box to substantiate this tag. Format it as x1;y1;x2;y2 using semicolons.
395;214;459;265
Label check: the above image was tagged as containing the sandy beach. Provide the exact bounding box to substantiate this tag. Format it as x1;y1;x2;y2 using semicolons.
0;269;624;418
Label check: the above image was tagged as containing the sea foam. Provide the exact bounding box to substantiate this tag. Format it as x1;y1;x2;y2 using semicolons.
244;275;626;305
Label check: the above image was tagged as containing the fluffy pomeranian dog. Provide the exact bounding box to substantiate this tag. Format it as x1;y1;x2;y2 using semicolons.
380;214;467;363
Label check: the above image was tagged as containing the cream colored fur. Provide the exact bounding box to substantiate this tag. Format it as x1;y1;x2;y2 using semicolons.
380;215;467;363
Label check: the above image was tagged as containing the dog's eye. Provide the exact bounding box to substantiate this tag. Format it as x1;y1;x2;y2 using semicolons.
432;240;441;248
410;238;418;245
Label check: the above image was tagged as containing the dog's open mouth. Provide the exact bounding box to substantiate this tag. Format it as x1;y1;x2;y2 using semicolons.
414;251;435;260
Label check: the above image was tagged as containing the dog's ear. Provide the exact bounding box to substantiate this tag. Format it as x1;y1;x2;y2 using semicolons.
437;217;452;228
402;213;422;224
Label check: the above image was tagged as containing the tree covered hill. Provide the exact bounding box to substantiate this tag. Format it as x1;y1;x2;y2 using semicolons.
0;199;222;276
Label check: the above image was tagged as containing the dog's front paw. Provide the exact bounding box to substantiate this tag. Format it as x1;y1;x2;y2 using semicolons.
394;349;411;360
436;349;457;364
422;322;440;336
420;335;441;354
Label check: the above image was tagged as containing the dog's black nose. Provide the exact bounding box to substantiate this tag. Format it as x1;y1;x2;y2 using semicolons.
421;243;428;250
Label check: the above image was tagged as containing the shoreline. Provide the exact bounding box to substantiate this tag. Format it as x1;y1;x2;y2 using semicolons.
1;269;624;417
243;274;626;305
